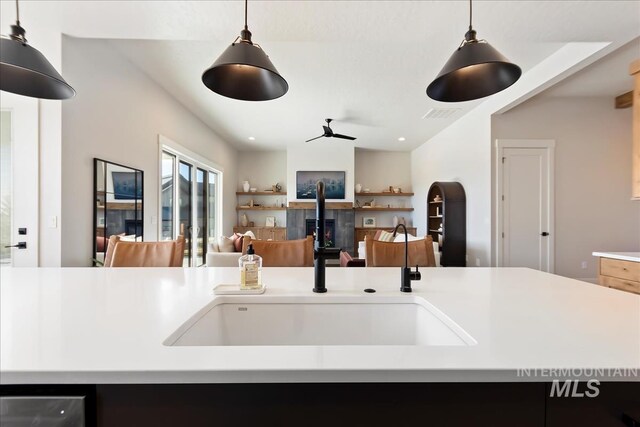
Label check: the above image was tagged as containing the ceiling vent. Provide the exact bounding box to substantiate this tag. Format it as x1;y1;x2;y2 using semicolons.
422;108;460;119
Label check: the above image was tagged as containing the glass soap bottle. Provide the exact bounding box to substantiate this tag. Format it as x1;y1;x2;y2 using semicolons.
239;244;262;290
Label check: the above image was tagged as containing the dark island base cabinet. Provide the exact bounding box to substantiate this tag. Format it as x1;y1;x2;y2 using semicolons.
3;382;638;426
94;382;637;427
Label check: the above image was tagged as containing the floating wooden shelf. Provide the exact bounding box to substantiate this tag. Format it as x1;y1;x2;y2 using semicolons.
236;206;286;211
355;192;414;197
288;202;353;210
354;227;417;231
236;191;287;196
355;207;414;212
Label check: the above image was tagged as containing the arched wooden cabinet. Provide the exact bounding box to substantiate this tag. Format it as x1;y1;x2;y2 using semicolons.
427;182;466;266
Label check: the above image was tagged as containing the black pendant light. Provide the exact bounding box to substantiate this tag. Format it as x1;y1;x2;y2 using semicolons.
427;0;521;102
202;0;288;101
0;0;75;100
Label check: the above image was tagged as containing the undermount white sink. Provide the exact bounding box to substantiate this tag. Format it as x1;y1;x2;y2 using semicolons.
165;296;476;347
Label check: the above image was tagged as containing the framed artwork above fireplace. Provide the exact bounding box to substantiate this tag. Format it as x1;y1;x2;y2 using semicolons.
296;171;346;200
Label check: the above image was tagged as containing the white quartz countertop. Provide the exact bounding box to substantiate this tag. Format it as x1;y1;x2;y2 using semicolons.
1;267;639;384
592;252;640;263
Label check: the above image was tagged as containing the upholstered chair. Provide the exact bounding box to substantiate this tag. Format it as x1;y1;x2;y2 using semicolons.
241;236;314;267
340;251;365;267
364;235;436;267
104;235;185;267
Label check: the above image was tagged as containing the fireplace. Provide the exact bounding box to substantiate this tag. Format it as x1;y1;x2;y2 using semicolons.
306;219;335;247
288;208;354;254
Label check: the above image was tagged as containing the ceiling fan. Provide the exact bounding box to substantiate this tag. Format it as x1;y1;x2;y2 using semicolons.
305;119;356;142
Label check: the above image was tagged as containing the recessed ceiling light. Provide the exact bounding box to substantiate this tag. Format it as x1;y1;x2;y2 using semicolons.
398;137;406;142
248;136;256;141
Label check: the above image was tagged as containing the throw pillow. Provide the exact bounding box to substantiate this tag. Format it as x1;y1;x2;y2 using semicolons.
393;233;423;243
377;230;395;242
208;241;220;253
233;233;244;252
217;236;235;253
243;230;256;239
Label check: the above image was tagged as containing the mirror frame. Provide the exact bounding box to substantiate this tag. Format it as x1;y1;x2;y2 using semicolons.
93;158;144;266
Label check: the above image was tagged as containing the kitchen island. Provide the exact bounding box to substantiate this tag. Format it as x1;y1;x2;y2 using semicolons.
1;267;638;426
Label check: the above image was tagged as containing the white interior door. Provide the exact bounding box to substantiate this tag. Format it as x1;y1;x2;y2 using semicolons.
0;93;39;267
498;141;554;272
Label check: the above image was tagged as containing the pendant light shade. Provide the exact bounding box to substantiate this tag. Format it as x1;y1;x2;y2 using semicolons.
427;0;520;102
0;1;75;100
202;0;288;101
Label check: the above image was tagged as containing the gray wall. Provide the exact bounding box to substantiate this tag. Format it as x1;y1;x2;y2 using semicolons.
62;37;238;266
492;96;639;280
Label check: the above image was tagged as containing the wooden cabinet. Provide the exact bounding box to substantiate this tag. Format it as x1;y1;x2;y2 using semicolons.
631;59;640;200
427;182;466;267
597;256;640;294
233;227;287;241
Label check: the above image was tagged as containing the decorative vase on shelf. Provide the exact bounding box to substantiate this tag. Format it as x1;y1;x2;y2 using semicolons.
393;215;399;227
355;183;362;193
241;213;249;227
242;181;250;192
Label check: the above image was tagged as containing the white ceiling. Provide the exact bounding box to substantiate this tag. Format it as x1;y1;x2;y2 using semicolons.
2;1;639;151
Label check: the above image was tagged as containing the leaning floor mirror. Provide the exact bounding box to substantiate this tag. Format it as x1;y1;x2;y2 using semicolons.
93;158;144;266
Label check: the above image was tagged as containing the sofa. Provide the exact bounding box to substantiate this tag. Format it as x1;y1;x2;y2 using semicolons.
357;232;441;267
206;231;255;267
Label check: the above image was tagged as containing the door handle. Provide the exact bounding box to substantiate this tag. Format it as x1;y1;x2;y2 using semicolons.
4;242;27;249
541;232;549;236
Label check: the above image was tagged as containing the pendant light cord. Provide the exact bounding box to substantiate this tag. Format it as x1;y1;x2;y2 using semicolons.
244;0;248;30
468;0;472;31
15;0;20;25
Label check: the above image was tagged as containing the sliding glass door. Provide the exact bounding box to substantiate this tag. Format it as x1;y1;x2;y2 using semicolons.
161;148;221;267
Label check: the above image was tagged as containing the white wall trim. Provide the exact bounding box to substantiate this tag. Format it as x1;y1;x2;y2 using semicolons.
157;134;224;248
1;94;40;267
495;139;555;272
159;134;224;173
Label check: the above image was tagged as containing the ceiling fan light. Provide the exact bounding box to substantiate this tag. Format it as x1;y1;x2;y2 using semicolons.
427;40;521;102
1;23;75;100
202;39;288;101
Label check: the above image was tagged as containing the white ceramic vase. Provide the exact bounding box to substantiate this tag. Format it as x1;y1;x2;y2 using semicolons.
241;213;249;227
393;215;399;227
355;183;362;193
242;181;250;192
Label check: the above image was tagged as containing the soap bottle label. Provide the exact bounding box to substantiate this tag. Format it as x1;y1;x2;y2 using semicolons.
242;263;259;288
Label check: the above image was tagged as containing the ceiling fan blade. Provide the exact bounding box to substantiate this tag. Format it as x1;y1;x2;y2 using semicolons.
305;135;325;143
332;134;356;140
322;126;333;135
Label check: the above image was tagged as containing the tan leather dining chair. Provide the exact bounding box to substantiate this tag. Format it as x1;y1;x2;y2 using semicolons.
241;236;314;267
365;235;436;267
103;235;185;267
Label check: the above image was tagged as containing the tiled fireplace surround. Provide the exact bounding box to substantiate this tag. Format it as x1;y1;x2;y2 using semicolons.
286;208;355;255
